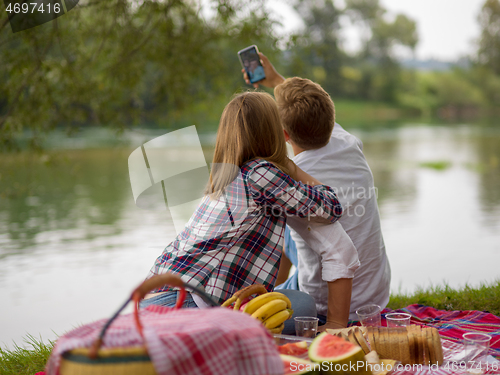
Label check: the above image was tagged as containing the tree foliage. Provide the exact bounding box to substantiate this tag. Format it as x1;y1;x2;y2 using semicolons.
396;0;500;118
343;0;417;101
283;0;345;94
478;0;500;74
0;0;279;149
282;0;418;102
1;0;498;150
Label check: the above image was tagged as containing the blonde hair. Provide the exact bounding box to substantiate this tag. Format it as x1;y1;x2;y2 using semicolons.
274;77;335;150
207;91;291;196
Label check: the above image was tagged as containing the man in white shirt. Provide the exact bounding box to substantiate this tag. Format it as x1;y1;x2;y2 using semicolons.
244;54;391;323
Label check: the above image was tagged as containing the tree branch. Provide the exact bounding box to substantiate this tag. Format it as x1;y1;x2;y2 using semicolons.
107;0;179;70
0;16;11;32
0;64;41;129
108;19;159;71
0;26;55;130
89;1;121;63
53;16;72;66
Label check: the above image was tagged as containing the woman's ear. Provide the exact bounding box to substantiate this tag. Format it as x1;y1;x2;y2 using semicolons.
283;129;290;142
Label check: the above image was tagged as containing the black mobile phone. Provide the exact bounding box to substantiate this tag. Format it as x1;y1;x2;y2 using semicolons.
238;45;266;84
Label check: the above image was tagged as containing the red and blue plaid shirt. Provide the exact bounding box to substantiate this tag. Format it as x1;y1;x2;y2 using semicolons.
148;159;342;305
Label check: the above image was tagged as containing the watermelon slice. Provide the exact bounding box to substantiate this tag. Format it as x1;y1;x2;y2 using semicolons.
281;354;320;374
278;341;309;357
308;332;371;375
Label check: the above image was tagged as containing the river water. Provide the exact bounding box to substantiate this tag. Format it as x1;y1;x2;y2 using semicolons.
1;123;500;348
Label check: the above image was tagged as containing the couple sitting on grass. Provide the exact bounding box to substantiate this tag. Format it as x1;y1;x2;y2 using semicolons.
140;53;391;334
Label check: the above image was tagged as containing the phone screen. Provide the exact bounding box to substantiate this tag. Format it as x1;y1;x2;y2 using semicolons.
238;45;266;84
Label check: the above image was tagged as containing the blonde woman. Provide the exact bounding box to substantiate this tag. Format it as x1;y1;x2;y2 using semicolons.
142;92;345;331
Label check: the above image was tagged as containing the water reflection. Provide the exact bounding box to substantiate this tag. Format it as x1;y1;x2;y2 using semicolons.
356;130;418;214
1;124;500;348
357;124;500;295
472;127;500;227
0;150;131;257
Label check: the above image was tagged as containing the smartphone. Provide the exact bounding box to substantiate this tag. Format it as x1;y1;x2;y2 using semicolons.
238;45;266;84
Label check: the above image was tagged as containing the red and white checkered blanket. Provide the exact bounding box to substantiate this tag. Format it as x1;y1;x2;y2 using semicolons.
46;305;283;375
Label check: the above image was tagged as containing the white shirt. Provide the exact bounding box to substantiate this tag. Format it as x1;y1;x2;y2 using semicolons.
290;124;391;319
286;218;360;316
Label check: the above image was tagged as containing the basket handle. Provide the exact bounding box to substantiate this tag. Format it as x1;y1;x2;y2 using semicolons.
131;273;187;336
89;273;186;359
131;273;186;308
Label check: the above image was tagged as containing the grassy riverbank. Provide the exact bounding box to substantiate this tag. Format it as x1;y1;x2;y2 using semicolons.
333;100;417;128
2;281;500;375
0;336;53;375
387;281;500;317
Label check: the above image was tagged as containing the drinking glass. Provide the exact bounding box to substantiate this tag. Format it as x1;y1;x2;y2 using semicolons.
385;313;411;327
356;304;381;327
463;332;491;374
294;317;319;338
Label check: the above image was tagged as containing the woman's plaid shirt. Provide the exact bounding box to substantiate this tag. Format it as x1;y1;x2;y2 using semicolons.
148;159;342;305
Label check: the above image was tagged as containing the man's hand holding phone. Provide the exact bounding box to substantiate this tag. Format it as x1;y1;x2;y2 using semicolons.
241;52;285;89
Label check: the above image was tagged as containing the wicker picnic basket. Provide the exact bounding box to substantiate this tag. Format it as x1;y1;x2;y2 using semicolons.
46;273;282;375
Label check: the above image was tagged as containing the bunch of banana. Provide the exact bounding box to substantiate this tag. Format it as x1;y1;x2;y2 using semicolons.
222;285;294;334
243;292;294;334
222;284;268;310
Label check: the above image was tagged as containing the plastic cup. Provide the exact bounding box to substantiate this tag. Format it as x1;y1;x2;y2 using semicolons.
463;332;491;374
294;317;319;338
356;304;381;327
385;313;411;327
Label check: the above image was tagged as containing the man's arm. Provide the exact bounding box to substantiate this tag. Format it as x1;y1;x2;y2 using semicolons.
286;219;360;332
276;252;293;286
320;278;353;331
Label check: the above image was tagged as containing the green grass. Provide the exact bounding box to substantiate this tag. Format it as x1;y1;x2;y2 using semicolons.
3;282;500;373
0;335;53;375
418;160;452;170
332;99;419;127
388;281;500;316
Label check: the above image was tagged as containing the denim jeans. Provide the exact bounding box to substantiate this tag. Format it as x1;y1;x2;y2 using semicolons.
278;289;318;335
139;291;198;309
139;288;321;336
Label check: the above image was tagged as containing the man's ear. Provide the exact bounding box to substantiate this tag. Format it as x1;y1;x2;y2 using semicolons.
283;129;290;142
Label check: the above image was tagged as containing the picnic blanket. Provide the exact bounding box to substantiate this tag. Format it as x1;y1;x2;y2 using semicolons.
345;304;500;375
39;304;500;375
381;304;500;358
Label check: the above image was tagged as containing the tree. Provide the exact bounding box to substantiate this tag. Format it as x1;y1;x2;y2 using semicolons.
345;0;417;101
478;0;500;75
0;0;279;150
284;0;346;95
